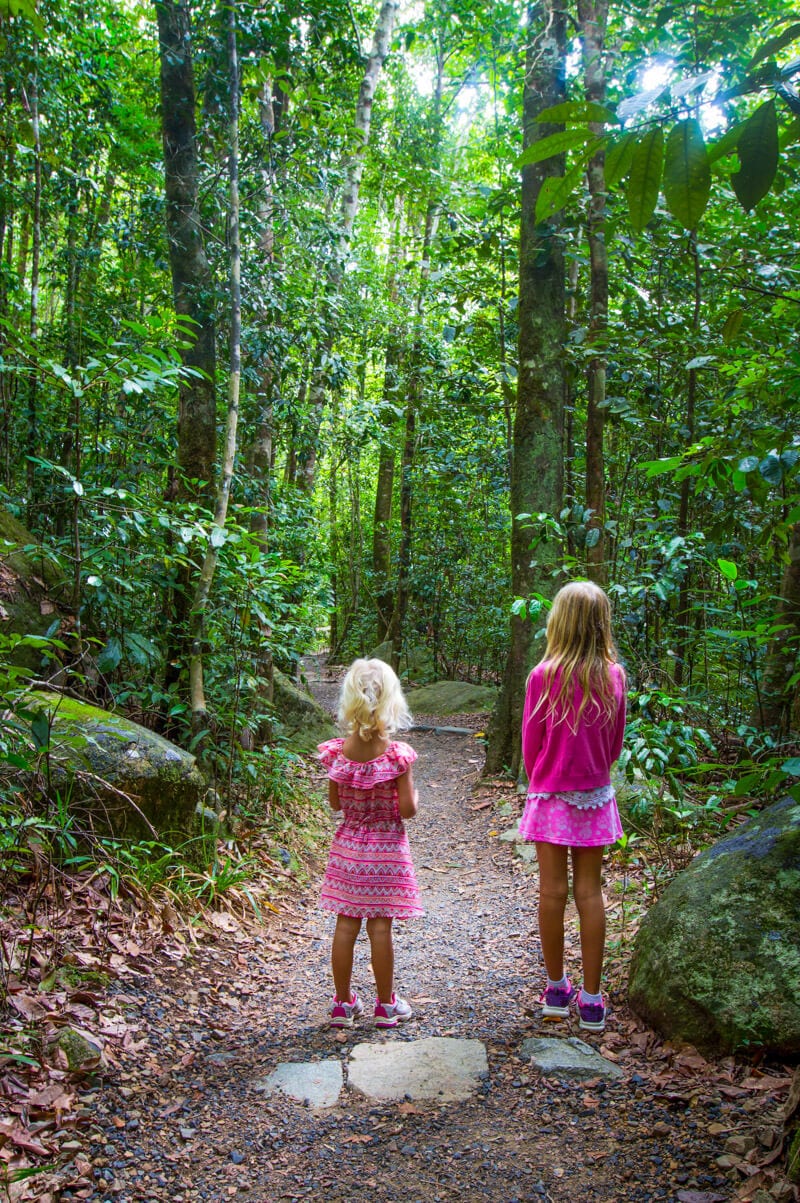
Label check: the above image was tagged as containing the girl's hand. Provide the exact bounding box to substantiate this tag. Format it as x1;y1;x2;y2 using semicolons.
397;771;418;819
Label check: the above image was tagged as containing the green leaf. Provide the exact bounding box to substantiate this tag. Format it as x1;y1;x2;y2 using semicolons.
618;83;669;121
517;128;597;168
686;355;715;370
534;161;588;223
732;100;779;212
96;637;122;674
640;455;684;478
707;122;745;166
781;757;800;776
722;309;744;343
663;119;710;230
626;127;664;233
717;558;738;581
780;115;800;150
748;23;800;69
759;454;783;485
535;101;618;125
738;455;759;473
605;131;637;188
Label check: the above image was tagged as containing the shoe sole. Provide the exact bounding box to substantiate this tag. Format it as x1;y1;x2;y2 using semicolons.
541;1005;571;1019
579;1017;606;1031
329;1016;355;1028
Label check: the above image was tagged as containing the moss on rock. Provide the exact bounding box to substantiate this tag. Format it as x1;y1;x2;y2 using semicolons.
628;796;800;1056
27;690;208;843
272;669;336;752
406;680;498;716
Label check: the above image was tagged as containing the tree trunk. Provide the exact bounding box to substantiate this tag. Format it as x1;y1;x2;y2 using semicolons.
296;1;398;495
187;0;241;740
484;0;568;778
154;0;217;504
25;65;41;522
674;230;701;687
579;0;609;585
753;523;800;734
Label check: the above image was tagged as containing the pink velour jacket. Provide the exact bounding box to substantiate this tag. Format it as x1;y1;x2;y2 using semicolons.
521;661;627;794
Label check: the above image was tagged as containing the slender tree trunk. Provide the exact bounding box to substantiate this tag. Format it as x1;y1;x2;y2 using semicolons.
296;0;398;495
25;64;41;522
484;0;568;778
154;0;217;504
674;230;701;687
187;0;241;738
579;0;609;584
753;524;800;734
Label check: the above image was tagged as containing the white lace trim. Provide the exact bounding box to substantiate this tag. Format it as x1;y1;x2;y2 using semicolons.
528;784;615;811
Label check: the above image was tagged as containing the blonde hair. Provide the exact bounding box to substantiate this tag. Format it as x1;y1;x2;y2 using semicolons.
532;580;622;730
338;658;412;741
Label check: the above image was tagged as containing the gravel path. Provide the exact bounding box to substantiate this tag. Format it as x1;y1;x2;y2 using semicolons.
72;669;742;1203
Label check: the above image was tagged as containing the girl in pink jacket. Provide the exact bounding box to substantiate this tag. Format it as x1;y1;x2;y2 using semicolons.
520;580;626;1033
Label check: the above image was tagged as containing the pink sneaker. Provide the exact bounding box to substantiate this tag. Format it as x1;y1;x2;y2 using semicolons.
374;993;413;1028
329;992;364;1028
539;977;577;1020
577;990;607;1032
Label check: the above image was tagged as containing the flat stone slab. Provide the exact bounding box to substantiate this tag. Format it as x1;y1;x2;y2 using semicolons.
348;1037;488;1102
256;1059;343;1109
521;1036;623;1081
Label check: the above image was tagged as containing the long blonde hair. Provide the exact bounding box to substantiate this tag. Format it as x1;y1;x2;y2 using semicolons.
338;658;412;741
531;581;622;730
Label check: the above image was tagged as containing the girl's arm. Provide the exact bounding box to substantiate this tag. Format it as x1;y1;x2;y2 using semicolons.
521;669;546;779
328;779;342;812
396;768;419;819
610;666;627;764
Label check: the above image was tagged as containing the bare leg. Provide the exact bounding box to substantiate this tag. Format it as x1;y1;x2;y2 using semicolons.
366;916;394;1003
535;842;569;982
332;915;362;1002
571;846;606;994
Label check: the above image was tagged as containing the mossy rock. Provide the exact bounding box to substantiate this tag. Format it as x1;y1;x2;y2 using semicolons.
405;680;498;716
369;640;436;685
628;795;800;1056
0;510;71;670
272;668;336;752
26;690;208;844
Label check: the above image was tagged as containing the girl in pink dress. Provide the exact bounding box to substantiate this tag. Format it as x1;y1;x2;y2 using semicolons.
520;581;626;1033
318;658;422;1029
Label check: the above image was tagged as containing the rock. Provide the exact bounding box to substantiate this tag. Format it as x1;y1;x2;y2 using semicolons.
521;1036;623;1081
0;508;72;670
406;680;498;716
27;690;208;843
49;1027;103;1073
255;1060;343;1109
347;1037;488;1102
628;795;800;1056
271;669;336;752
369;640;435;685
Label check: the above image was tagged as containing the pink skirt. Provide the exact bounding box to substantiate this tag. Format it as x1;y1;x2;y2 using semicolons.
519;793;623;847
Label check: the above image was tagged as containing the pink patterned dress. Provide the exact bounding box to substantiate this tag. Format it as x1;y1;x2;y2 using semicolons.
317;739;423;920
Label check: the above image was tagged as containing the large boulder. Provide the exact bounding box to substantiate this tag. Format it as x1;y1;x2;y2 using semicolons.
27;691;208;843
272;669;336;752
406;680;498;716
628;795;800;1056
369;640;435;685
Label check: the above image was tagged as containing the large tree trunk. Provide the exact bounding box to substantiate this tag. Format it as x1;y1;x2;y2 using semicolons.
154;0;217;504
484;0;568;778
296;0;398;495
753;523;800;734
187;0;241;742
579;0;609;585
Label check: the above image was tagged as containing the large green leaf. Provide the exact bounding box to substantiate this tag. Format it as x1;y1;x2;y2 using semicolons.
626;127;664;233
605;131;637;187
663;119;710;230
732;100;778;212
517;128;597;168
748;22;800;69
534;161;588;223
707;122;744;166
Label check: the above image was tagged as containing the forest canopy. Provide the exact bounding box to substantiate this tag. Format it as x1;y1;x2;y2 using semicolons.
1;0;799;822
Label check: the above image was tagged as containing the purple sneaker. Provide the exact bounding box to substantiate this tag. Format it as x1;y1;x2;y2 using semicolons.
578;991;607;1032
329;992;364;1028
539;977;577;1020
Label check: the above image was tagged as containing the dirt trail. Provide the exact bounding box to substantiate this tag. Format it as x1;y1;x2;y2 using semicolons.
75;669;741;1203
